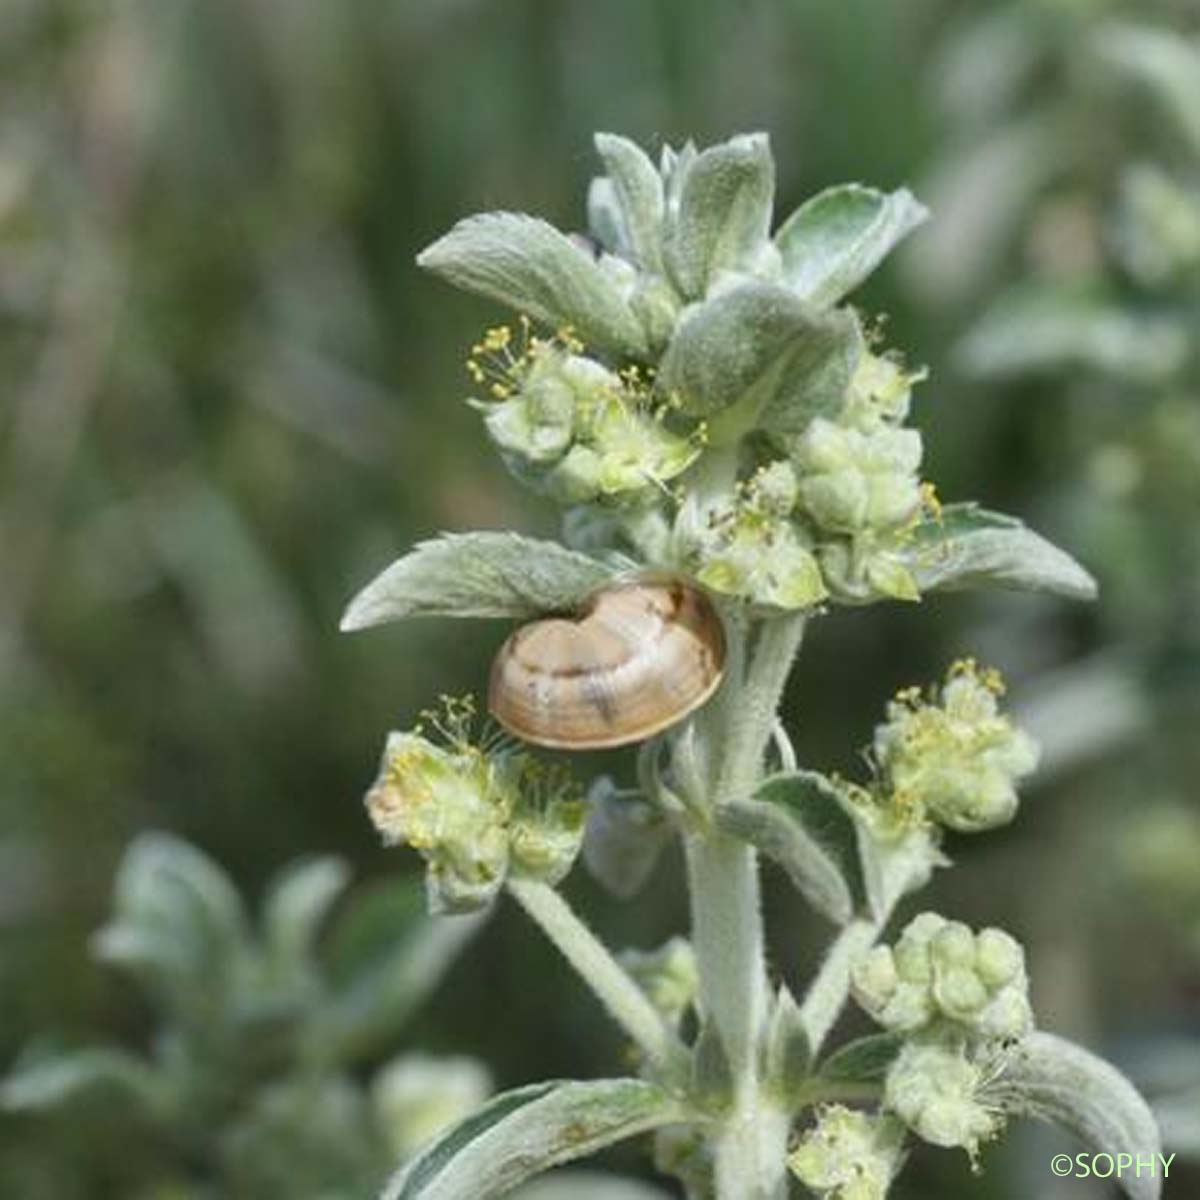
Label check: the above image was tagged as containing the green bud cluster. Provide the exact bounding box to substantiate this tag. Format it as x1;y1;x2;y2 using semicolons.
468;324;701;507
884;1040;1003;1159
365;698;584;913
872;660;1039;833
791;351;930;604
852;912;1032;1041
787;1105;906;1200
619;937;699;1029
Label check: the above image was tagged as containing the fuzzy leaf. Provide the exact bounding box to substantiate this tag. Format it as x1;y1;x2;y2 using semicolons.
263;856;351;976
717;770;868;925
664;134;775;297
904;504;1097;602
92;833;249;993
1001;1032;1163;1200
417;213;648;356
320;877;486;1063
0;1046;164;1115
381;1079;688;1200
957;287;1189;383
817;1033;904;1088
594;134;665;273
341;533;616;630
658;282;860;429
1093;22;1200;156
775;184;928;307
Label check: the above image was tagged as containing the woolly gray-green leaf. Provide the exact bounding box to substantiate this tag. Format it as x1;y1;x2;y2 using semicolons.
92;833;250;992
0;1047;165;1115
381;1079;689;1200
957;287;1189;383
664;133;775;298
320;877;485;1063
817;1033;904;1089
717;770;868;925
658;282;860;430
417;213;647;356
1092;22;1200;156
263;856;351;976
341;533;617;630
775;184;928;307
904;504;1097;602
1000;1032;1163;1200
594;133;665;273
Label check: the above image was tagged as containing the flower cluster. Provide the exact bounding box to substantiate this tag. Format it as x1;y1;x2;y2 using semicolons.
852;912;1033;1041
883;1040;1005;1161
467;322;703;507
870;659;1039;834
849;911;1032;1162
787;1106;906;1200
677;461;827;610
794;351;932;604
365;697;584;913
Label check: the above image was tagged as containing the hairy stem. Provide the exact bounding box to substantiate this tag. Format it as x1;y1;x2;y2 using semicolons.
507;878;687;1075
798;916;882;1058
688;613;807;1200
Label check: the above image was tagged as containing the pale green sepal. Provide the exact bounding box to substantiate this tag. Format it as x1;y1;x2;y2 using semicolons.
664;133;776;298
417;213;648;356
380;1079;690;1200
717;770;869;925
340;533;616;629
998;1032;1163;1200
902;504;1097;602
775;184;929;307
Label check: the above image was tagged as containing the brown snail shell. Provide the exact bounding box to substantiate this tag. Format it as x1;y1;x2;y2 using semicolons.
488;579;726;750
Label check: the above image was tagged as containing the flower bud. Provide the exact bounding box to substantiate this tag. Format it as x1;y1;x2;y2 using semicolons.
794;420;924;538
853;912;1033;1042
788;1105;906;1200
885;1041;1001;1158
620;937;699;1028
873;661;1039;834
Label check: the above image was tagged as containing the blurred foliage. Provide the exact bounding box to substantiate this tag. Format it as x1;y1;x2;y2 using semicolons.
1;0;1197;1196
0;833;484;1198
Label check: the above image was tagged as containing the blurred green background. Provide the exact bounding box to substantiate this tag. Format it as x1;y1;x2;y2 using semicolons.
2;0;1198;1196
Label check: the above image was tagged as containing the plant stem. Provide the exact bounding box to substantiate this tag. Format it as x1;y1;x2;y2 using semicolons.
797;916;881;1058
507;878;687;1075
687;613;807;1200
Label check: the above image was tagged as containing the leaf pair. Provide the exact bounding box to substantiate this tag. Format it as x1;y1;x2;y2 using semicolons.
341;506;1096;636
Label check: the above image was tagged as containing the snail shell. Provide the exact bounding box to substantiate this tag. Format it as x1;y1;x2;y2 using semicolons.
488;579;726;750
